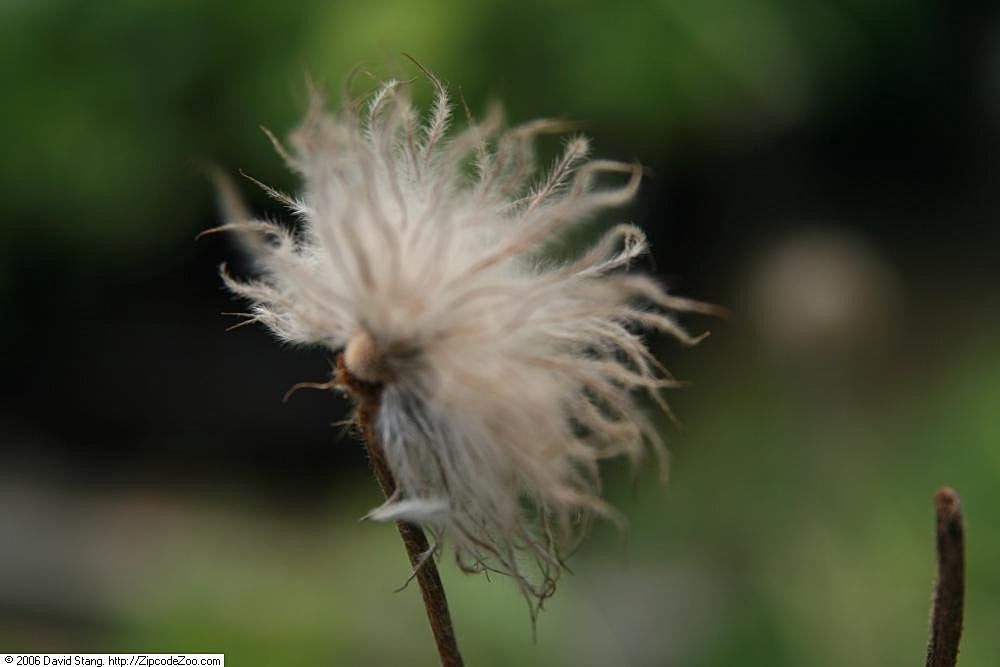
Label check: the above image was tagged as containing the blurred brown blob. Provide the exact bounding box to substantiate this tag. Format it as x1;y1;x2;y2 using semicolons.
745;228;901;367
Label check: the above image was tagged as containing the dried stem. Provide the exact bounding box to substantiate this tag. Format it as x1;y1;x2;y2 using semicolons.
926;486;965;667
337;354;465;667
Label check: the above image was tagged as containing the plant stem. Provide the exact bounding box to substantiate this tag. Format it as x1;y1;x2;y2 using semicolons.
339;355;465;667
926;486;964;667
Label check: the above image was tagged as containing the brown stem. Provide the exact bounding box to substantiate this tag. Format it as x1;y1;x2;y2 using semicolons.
339;355;464;667
926;487;965;667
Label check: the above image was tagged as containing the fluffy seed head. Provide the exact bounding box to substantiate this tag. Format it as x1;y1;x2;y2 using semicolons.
215;69;719;612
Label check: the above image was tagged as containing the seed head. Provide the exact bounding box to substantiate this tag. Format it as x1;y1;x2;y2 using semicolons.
213;69;719;612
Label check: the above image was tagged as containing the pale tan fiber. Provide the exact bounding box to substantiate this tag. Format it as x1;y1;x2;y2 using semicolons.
217;71;718;612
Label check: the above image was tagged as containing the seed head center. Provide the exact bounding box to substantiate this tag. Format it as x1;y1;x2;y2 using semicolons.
344;331;387;384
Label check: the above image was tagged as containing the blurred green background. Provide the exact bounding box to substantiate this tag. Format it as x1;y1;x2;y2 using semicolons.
1;1;998;665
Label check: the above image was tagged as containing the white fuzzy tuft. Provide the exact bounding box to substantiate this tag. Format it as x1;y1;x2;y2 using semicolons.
218;71;718;613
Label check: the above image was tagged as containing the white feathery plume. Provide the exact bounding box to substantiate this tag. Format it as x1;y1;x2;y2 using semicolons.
213;70;720;612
